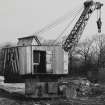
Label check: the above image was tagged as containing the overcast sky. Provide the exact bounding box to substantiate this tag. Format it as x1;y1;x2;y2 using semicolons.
0;0;105;44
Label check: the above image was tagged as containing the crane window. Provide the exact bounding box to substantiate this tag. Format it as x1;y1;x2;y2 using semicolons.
33;51;40;64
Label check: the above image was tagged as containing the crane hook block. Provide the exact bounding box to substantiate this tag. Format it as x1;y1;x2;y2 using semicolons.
97;18;102;33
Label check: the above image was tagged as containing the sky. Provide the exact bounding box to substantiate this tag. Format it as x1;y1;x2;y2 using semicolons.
0;0;105;44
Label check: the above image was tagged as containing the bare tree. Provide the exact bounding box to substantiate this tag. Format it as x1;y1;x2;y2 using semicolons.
92;34;105;68
76;39;93;65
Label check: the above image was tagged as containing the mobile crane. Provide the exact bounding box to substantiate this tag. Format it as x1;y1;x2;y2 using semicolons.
2;0;103;100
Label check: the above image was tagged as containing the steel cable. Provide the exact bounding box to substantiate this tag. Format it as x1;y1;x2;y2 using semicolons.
34;3;83;35
52;6;83;45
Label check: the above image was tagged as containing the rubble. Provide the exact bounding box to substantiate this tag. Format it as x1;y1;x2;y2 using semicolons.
58;77;105;98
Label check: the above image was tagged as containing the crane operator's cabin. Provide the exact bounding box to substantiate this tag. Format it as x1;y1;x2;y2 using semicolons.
17;35;68;75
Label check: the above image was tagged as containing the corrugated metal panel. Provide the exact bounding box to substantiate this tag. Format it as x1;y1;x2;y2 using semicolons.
54;46;64;74
64;52;68;74
18;46;32;75
18;47;27;74
46;51;53;73
26;46;32;74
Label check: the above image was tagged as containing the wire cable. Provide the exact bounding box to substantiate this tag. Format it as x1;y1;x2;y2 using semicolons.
52;6;83;45
34;3;83;35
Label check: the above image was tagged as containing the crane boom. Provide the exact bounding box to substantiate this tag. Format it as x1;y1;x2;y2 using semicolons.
62;0;103;52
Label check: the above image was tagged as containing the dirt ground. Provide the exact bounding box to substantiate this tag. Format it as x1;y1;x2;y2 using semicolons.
0;82;64;105
0;79;105;105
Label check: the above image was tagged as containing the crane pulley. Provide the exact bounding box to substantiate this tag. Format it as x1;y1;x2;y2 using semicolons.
97;18;102;33
96;2;103;33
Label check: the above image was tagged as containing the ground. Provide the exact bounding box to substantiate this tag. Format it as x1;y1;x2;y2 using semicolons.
0;77;105;105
